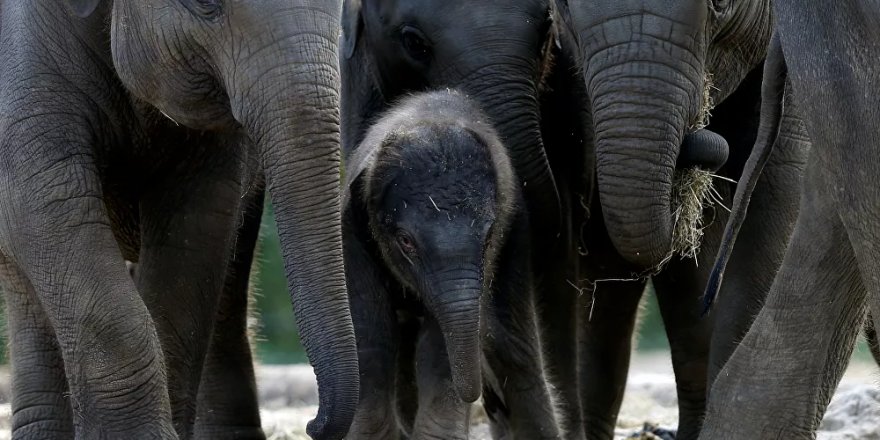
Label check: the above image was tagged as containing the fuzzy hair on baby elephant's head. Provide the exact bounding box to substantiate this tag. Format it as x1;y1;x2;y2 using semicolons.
344;89;516;403
346;90;516;290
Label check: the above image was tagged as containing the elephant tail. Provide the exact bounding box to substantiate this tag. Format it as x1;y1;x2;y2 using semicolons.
702;31;788;316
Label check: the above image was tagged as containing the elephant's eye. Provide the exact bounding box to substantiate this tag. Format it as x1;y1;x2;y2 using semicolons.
396;230;418;254
181;0;223;20
711;0;730;11
400;26;432;62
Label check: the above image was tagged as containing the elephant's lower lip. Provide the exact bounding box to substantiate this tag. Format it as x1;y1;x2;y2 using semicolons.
676;128;730;172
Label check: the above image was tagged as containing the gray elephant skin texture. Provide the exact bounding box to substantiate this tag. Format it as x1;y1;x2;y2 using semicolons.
0;1;357;440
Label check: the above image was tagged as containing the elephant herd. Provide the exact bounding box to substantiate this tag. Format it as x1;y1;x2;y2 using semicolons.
0;0;876;439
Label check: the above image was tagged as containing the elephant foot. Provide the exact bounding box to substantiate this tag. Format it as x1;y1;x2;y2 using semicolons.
627;423;677;440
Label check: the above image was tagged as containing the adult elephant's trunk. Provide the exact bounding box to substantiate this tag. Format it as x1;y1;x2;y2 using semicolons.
579;13;706;268
465;71;560;238
228;6;358;440
423;267;484;403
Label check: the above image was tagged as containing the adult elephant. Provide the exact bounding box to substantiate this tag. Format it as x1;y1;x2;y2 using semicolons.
556;1;809;438
701;2;880;436
564;0;773;269
0;1;357;439
340;0;561;236
340;1;575;437
340;1;806;439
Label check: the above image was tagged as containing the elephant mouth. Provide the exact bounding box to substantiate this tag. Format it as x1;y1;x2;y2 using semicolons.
660;128;731;269
677;128;730;173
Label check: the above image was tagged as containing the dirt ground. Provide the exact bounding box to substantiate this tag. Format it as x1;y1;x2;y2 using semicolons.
0;353;875;439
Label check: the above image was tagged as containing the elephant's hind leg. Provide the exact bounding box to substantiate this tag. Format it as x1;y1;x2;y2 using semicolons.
194;183;265;440
136;137;245;439
701;162;867;438
0;254;72;440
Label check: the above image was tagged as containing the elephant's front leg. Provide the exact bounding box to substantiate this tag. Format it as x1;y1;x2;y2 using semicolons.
136;143;244;439
344;216;401;440
194;181;265;440
0;254;73;440
701;163;867;438
864;313;880;366
412;317;470;440
652;253;719;439
482;217;560;440
394;311;421;437
1;113;176;438
577;279;645;440
536;265;584;440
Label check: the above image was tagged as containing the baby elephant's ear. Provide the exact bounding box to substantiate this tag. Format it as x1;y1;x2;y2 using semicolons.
67;0;102;18
342;137;382;207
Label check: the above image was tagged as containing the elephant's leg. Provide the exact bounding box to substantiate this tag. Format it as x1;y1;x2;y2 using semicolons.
652;258;718;439
0;132;175;437
344;220;400;440
701;167;866;438
136;146;243;438
194;183;265;440
863;313;880;367
537;278;584;440
482;219;560;440
394;311;420;437
0;253;72;440
578;279;646;440
708;85;809;385
411;317;470;440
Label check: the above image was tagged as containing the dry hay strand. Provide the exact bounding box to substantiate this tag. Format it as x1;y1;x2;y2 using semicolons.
654;167;730;273
690;72;717;131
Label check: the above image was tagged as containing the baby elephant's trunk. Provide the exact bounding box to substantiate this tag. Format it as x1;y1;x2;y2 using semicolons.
425;270;484;403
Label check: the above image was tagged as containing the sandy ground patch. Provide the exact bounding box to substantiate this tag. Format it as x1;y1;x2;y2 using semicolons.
256;353;880;439
0;354;874;439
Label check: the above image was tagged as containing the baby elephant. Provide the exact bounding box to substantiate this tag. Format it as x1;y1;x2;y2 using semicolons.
342;90;560;440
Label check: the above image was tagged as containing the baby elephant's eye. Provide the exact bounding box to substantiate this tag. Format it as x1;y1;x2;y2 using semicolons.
400;26;432;62
396;230;418;254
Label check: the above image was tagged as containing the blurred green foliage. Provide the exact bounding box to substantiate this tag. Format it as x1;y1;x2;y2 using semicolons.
252;204;308;364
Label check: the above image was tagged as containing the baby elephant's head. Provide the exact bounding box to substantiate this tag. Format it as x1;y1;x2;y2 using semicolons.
346;90;515;403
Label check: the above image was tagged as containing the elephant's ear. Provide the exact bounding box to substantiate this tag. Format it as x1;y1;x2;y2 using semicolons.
341;134;382;208
341;0;363;59
67;0;102;18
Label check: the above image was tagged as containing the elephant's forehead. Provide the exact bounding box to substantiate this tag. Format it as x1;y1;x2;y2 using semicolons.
392;177;496;216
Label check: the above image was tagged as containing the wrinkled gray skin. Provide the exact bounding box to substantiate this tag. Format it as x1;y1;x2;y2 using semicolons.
565;0;774;269
342;90;559;440
339;3;579;438
0;1;358;440
540;38;805;440
701;3;880;436
340;1;807;439
549;2;812;438
341;0;562;248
